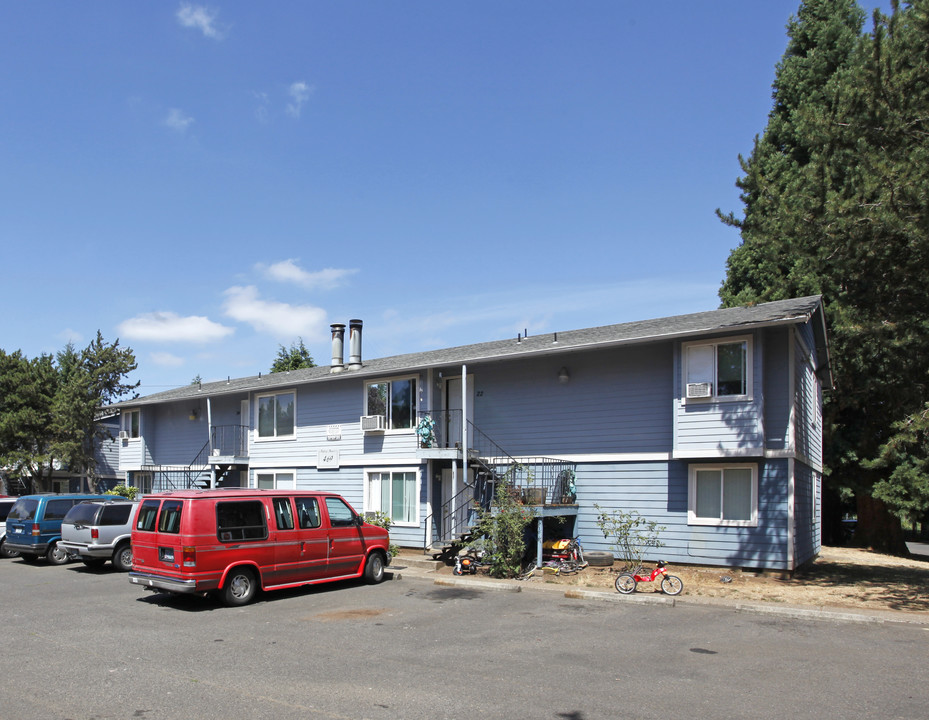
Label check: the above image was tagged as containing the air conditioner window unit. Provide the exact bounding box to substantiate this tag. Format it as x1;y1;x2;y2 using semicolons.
360;415;386;432
686;382;713;399
118;430;128;440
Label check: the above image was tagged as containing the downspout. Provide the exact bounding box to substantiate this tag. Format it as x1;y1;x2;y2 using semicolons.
461;363;468;504
787;330;796;570
207;398;216;489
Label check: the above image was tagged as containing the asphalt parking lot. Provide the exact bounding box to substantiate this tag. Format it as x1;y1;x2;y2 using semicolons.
1;557;927;720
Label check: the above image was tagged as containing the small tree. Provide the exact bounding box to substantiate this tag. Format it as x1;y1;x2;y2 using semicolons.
471;473;535;578
270;339;315;373
364;510;400;557
105;484;139;501
594;504;664;571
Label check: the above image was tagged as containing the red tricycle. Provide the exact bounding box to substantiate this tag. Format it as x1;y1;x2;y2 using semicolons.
614;560;683;596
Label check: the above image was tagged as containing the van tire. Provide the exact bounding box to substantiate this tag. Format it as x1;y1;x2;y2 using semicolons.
0;538;19;559
364;552;386;584
46;541;70;565
112;543;133;573
222;567;258;607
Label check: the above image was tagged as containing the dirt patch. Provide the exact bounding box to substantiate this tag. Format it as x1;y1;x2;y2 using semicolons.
435;546;929;615
311;608;388;622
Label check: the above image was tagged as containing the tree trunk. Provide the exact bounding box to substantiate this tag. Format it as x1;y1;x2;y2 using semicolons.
853;494;909;556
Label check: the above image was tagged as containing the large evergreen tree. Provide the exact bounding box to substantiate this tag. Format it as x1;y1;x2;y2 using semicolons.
270;338;316;373
719;0;929;552
0;334;138;492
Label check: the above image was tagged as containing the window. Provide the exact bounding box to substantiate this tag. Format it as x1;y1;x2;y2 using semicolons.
255;471;295;490
256;391;295;438
688;464;757;526
296;497;321;529
273;498;295;530
123;409;140;438
366;470;418;525
683;337;751;400
158;500;183;534
366;378;417;430
44;499;76;521
325;497;358;527
217;501;268;542
136;500;160;531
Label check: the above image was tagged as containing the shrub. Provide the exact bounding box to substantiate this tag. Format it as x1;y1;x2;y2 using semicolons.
594;504;664;571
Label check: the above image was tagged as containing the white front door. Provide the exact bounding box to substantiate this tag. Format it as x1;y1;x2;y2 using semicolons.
445;375;474;449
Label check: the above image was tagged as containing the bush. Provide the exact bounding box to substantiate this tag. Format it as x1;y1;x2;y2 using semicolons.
365;511;400;557
105;484;139;500
594;504;664;571
471;477;535;578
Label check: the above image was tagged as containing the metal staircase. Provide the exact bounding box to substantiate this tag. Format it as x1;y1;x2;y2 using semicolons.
423;419;576;561
141;425;248;493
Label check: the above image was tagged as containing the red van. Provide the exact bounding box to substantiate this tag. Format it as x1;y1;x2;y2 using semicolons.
128;489;390;606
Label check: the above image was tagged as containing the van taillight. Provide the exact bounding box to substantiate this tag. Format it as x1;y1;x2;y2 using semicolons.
91;528;99;539
31;524;40;536
182;547;196;567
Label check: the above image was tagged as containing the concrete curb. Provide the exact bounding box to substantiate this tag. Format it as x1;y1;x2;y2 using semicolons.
564;588;675;606
733;603;885;624
434;576;522;593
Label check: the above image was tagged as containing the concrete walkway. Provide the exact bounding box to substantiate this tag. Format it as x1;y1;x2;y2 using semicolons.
389;552;929;627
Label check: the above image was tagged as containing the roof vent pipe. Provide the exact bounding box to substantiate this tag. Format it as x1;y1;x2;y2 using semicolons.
348;319;363;370
330;323;346;373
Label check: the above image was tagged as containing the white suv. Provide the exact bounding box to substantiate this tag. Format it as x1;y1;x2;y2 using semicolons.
60;499;138;571
0;497;19;558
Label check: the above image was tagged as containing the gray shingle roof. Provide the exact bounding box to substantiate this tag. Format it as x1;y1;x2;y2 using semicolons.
114;295;827;407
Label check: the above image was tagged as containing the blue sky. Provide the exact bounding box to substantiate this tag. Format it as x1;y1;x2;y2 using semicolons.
0;2;884;395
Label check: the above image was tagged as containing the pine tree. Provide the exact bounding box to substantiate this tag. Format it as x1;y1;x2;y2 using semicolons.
719;0;929;552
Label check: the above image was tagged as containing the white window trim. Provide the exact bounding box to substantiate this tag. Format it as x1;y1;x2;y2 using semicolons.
682;335;753;403
253;469;296;490
363;466;420;527
254;389;297;442
364;375;419;433
687;463;758;527
123;409;141;440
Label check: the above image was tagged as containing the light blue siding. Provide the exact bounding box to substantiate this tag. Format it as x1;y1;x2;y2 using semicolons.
471;343;673;455
674;332;765;453
574;459;790;570
794;462;821;566
763;328;791;450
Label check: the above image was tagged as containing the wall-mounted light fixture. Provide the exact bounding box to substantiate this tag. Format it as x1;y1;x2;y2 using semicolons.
189;408;199;421
558;367;570;384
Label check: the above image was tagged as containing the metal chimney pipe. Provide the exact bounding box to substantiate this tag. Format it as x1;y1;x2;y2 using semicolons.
348;319;363;370
330;323;345;373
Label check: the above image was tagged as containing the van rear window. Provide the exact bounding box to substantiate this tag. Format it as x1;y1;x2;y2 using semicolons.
158;501;183;534
7;498;37;521
136;500;160;531
217;501;267;542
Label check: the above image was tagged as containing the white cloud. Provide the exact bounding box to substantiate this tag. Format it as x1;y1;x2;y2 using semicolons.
222;285;327;339
286;81;313;118
259;260;357;290
150;351;185;367
253;91;270;124
176;4;224;39
118;312;234;343
165;108;195;133
58;328;85;346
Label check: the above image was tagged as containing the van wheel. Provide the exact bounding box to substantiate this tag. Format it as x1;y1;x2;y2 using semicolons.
222;567;258;607
0;539;19;559
46;541;70;565
112;543;133;572
364;552;386;584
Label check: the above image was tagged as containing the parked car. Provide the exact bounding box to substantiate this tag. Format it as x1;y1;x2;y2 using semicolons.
1;497;20;558
59;498;138;571
4;494;109;564
129;489;390;606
